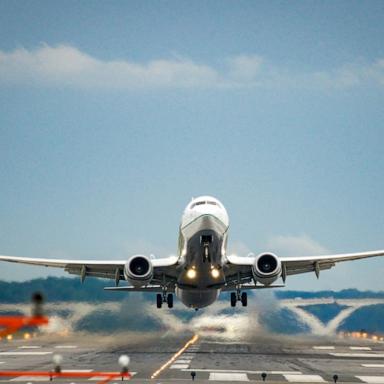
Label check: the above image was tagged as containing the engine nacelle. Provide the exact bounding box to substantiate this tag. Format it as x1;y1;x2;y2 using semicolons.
124;255;153;287
252;253;282;285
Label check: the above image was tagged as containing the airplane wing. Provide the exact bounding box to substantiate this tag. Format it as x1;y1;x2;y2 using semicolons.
225;249;384;283
280;249;384;277
0;254;179;286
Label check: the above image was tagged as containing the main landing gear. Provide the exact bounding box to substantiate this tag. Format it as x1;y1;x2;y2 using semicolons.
156;292;173;309
230;290;247;307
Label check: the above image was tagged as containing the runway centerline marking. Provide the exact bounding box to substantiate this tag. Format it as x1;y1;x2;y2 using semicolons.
209;372;249;381
284;374;325;382
150;334;199;379
356;376;384;383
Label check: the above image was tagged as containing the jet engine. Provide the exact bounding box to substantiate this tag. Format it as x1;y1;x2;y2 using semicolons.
124;255;154;287
252;253;282;285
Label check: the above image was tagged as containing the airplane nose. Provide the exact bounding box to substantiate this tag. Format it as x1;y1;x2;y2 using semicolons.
200;215;214;227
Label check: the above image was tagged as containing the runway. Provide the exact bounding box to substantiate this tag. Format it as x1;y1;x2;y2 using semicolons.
0;331;384;383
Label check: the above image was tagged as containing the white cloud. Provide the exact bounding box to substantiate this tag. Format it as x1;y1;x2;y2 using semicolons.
0;45;219;89
227;54;264;84
0;44;383;90
265;234;330;256
227;240;253;256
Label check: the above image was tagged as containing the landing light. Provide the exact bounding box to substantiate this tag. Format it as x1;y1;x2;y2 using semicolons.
186;268;197;279
211;268;220;279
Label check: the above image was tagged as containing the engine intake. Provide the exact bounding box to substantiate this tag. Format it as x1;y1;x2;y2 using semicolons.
252;253;281;285
124;255;153;287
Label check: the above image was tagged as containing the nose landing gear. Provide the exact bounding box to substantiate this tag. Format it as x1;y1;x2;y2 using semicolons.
201;234;213;263
156;292;174;308
230;290;247;307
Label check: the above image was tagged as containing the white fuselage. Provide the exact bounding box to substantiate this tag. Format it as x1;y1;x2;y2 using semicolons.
175;196;229;308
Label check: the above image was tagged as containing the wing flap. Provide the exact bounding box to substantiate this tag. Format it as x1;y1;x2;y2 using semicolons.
222;284;285;291
65;267;124;280
285;262;334;276
104;285;171;292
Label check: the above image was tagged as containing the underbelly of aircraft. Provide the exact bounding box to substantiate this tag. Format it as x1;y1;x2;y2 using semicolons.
176;227;226;308
175;287;220;308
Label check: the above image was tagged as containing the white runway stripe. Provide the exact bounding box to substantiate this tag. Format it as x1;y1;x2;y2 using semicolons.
350;346;372;350
54;345;78;349
10;376;50;381
182;353;196;358
284;374;326;382
356;377;384;383
362;364;384;368
62;370;94;372
313;346;335;350
330;353;384;358
170;364;189;369
18;346;41;349
182;369;302;375
174;359;191;364
209;372;249;381
0;352;52;356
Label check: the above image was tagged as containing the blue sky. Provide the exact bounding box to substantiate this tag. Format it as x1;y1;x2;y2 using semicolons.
0;0;384;290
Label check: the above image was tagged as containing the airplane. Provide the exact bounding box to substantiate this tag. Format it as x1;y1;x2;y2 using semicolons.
1;195;384;310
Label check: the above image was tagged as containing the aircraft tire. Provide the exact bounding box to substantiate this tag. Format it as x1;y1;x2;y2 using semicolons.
230;292;237;307
241;292;247;307
156;293;162;308
167;293;173;308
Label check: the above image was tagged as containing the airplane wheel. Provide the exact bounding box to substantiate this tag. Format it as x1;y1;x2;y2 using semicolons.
230;292;237;307
241;292;248;307
167;293;173;308
156;294;162;308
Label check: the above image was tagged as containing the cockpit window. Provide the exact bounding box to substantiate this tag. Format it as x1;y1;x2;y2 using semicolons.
191;201;205;209
191;200;220;209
